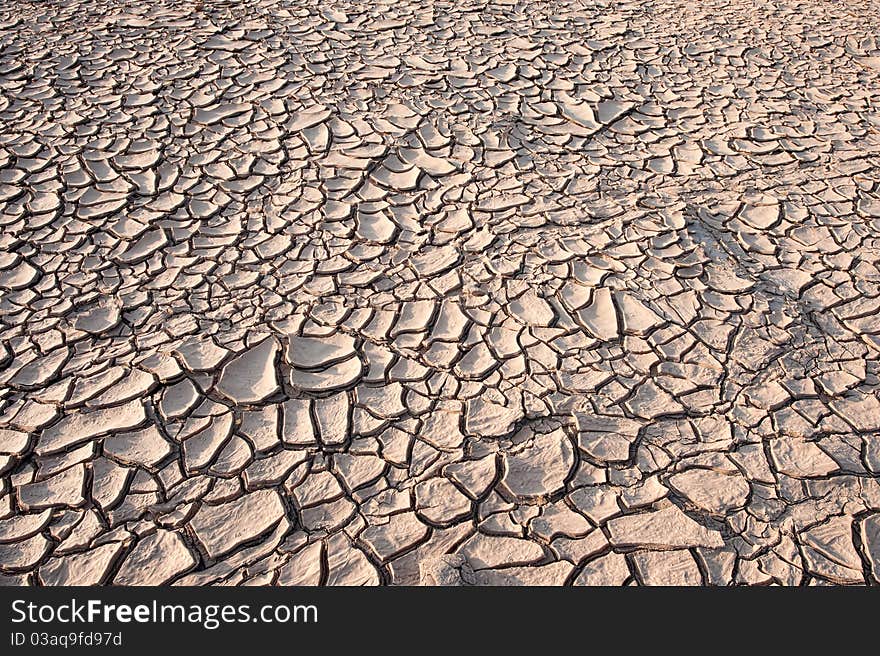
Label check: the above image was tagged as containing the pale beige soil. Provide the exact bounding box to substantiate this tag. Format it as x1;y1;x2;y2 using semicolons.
0;0;879;586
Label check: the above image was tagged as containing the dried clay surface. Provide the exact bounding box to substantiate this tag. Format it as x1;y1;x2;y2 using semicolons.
1;0;879;586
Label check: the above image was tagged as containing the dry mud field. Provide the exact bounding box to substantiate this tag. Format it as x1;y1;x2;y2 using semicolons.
0;0;879;586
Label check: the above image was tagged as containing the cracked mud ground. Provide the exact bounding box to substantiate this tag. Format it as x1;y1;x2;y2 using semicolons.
0;0;879;587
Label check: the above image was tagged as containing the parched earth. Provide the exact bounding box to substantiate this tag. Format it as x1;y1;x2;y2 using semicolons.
0;0;879;586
